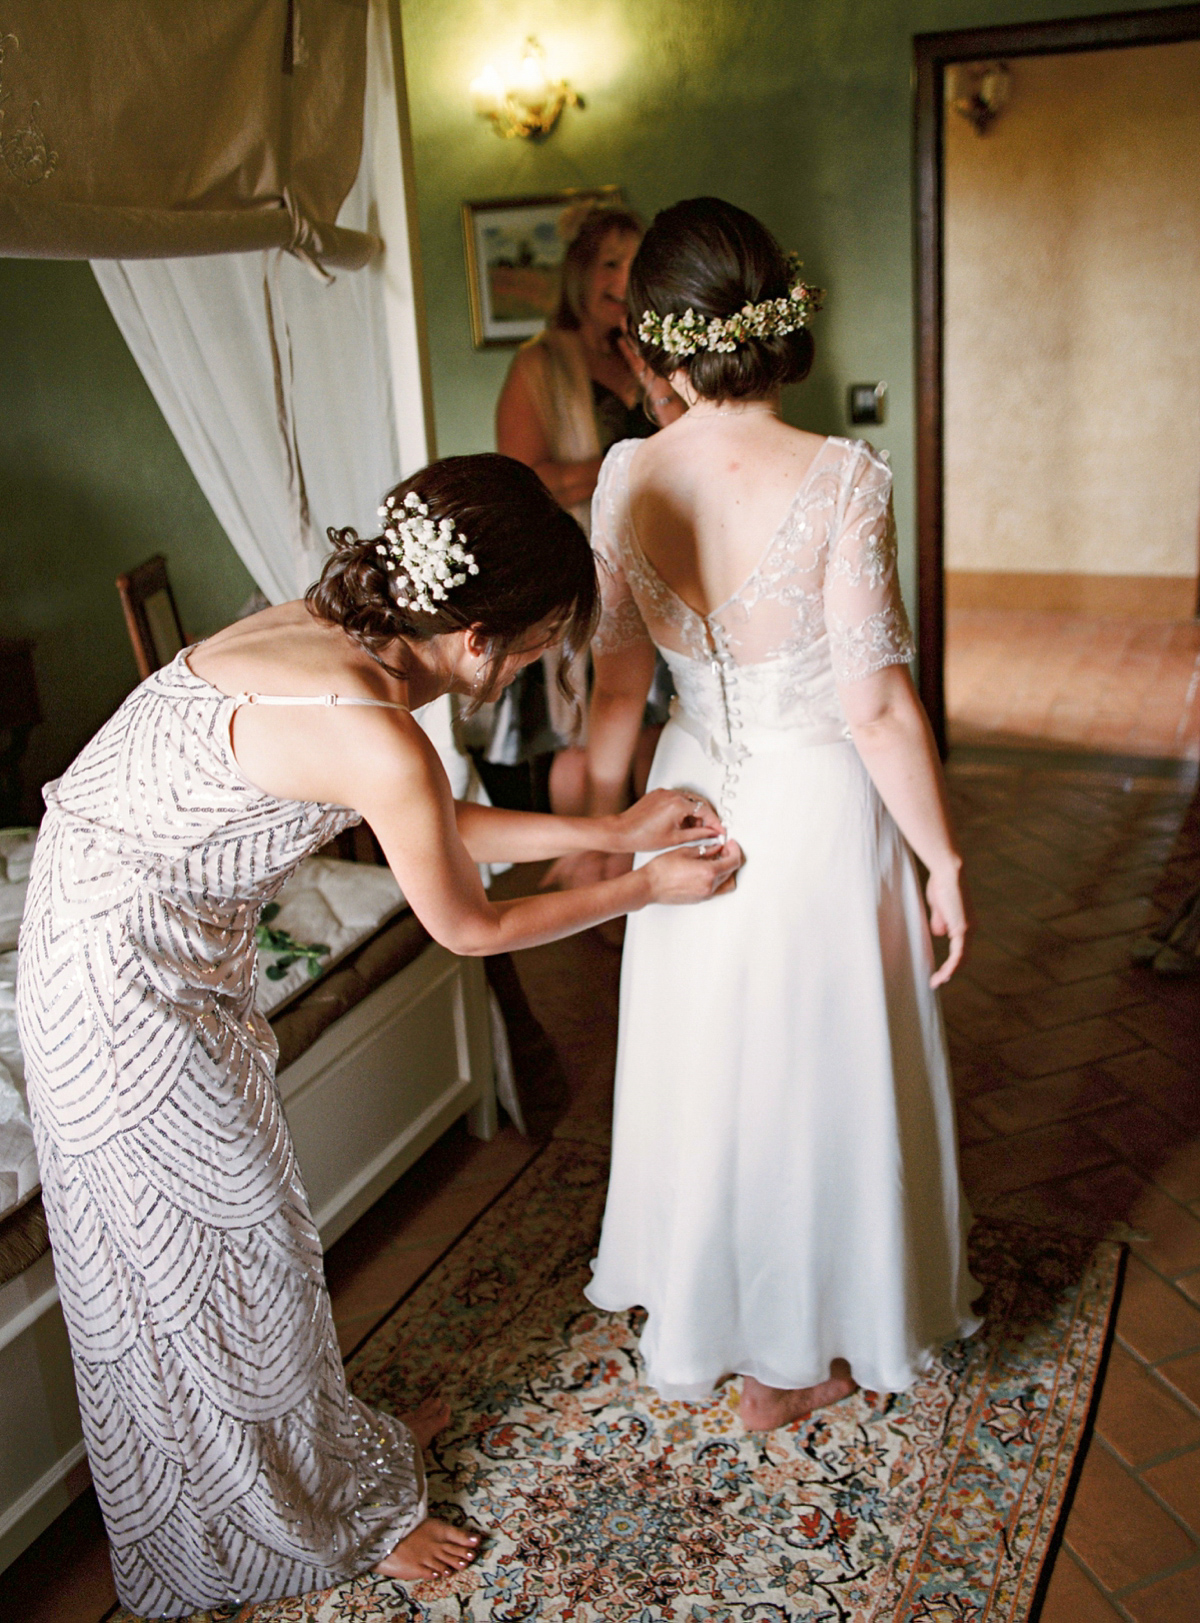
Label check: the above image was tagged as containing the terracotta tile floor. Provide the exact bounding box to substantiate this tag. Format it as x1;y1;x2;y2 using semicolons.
947;609;1200;761
6;754;1200;1623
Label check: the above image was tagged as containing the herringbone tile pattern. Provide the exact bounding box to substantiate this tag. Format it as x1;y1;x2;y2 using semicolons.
944;756;1200;1622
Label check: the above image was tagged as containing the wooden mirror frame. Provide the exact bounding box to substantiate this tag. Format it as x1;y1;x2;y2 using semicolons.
913;3;1200;755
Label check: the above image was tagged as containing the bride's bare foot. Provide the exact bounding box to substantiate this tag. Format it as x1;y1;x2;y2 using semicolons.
374;1517;480;1581
397;1393;451;1449
740;1361;857;1430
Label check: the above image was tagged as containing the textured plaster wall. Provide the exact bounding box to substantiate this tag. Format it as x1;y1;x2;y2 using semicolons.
397;0;1181;619
0;260;257;815
945;42;1200;579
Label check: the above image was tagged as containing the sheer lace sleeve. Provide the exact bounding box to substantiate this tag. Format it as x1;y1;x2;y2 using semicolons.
823;444;915;682
590;441;654;657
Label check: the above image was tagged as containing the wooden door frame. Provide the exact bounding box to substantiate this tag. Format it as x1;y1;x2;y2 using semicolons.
913;3;1200;753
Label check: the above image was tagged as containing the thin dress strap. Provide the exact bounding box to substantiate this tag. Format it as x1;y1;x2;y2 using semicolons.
231;692;409;711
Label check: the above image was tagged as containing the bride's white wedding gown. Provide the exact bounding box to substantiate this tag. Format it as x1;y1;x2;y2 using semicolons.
585;435;980;1401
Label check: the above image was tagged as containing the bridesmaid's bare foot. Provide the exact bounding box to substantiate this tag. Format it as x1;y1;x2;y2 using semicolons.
740;1360;857;1430
375;1517;480;1581
397;1393;451;1448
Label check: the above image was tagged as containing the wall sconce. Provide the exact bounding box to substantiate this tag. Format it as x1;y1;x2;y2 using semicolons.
948;61;1012;135
469;37;583;141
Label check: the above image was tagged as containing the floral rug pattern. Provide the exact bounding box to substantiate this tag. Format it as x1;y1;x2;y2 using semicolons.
115;1138;1121;1623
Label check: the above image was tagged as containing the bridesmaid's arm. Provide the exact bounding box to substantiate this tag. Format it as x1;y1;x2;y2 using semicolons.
354;721;738;955
839;664;971;987
453;791;720;865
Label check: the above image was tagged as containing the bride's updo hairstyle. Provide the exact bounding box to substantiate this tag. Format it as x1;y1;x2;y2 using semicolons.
306;453;598;711
629;197;814;401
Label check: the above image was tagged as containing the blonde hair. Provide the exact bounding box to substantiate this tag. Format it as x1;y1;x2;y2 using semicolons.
553;205;644;331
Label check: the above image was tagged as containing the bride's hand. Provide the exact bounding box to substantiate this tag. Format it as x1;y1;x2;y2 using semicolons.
927;863;971;988
644;839;743;905
613;788;724;854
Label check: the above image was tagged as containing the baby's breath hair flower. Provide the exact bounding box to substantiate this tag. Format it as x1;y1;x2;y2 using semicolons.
374;489;479;614
638;254;824;359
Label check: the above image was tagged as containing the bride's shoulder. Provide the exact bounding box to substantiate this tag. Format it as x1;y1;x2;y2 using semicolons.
598;437;645;488
823;435;892;488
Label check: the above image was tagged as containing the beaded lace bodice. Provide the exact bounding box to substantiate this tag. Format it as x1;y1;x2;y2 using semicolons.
592;435;914;758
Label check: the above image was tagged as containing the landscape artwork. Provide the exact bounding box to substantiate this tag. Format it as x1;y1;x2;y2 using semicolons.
462;187;621;348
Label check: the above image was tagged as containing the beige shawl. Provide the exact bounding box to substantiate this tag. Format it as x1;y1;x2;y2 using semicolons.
517;327;602;537
510;326;603;742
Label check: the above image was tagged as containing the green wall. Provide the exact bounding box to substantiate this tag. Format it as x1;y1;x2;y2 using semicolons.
0;260;256;819
398;0;1167;616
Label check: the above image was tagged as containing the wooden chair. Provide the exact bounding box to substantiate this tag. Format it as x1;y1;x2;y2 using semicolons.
115;554;187;680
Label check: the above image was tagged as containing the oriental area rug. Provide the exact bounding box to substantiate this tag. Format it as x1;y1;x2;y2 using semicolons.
113;1137;1123;1623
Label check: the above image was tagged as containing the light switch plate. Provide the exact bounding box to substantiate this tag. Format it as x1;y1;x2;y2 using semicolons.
848;382;887;425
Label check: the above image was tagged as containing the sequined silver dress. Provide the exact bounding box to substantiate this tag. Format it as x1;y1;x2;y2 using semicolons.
15;653;425;1618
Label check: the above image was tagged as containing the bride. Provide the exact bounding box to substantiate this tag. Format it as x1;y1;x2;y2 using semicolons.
579;198;980;1428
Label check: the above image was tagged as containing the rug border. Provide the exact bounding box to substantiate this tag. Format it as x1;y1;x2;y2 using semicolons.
1025;1241;1128;1623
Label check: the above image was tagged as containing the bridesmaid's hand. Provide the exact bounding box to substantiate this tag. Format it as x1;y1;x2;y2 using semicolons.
927;863;971;987
612;788;724;854
644;839;744;904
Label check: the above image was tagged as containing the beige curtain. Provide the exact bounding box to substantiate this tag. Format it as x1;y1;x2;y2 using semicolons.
0;1;376;271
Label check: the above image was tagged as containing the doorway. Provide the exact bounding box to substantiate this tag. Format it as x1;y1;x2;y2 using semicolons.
913;5;1200;760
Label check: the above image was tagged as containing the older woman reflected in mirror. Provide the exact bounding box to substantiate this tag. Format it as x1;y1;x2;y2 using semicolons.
483;206;685;815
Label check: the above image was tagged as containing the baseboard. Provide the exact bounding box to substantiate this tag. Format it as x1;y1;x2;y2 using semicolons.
945;570;1197;619
0;1440;89;1573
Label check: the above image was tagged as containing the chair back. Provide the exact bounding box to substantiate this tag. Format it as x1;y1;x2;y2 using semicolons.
116;555;186;679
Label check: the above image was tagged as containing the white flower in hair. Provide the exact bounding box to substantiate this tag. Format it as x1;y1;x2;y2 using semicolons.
637;254;824;359
375;489;479;614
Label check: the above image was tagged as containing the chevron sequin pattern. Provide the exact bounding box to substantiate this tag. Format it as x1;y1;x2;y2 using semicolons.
15;654;424;1617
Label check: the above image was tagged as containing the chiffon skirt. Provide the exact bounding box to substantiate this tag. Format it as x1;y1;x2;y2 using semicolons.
585;720;981;1400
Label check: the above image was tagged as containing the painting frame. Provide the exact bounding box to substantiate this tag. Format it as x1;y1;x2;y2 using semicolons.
462;186;623;349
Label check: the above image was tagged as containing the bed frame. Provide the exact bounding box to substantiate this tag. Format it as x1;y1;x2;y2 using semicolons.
0;942;496;1574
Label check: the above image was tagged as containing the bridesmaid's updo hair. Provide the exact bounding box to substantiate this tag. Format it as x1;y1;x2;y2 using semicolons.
306;453;598;710
629;197;815;401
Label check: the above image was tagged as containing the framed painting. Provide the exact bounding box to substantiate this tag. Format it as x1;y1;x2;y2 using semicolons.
462;186;622;348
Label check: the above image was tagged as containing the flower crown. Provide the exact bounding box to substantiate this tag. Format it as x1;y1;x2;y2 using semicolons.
637;254;824;359
375;491;478;615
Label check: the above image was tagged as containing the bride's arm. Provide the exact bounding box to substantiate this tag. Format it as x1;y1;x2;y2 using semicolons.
583;642;658;815
839;664;970;987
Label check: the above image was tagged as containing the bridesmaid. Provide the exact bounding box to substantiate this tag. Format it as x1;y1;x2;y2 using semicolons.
16;453;739;1617
486;205;686;814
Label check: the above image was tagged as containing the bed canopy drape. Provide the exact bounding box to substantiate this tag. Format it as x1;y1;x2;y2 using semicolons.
0;0;377;271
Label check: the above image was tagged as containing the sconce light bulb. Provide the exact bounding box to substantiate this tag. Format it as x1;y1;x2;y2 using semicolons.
979;63;1010;113
469;63;505;115
514;43;550;108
